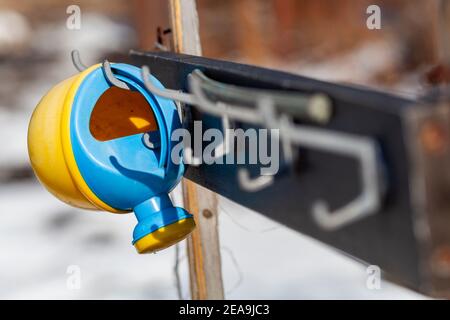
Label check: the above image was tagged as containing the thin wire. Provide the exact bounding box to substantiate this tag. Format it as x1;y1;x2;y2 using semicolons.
221;246;244;296
218;202;280;234
173;244;183;300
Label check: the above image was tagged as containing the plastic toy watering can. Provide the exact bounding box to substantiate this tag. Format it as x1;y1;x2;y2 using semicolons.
28;63;195;253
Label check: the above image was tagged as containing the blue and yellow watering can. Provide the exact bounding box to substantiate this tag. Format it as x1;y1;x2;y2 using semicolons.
28;63;195;253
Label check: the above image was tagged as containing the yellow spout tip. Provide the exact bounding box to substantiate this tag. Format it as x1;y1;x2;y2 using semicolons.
134;218;196;254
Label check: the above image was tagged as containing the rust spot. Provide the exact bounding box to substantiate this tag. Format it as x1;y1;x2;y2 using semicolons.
425;64;450;86
431;246;450;277
420;121;447;155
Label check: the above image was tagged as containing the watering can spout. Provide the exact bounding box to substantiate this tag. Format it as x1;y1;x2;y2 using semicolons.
132;194;195;254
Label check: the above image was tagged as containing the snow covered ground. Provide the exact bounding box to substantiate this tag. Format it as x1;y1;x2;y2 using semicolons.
0;9;426;299
0;181;426;299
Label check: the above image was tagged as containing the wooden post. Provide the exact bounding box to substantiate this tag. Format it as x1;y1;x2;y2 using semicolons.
168;0;225;300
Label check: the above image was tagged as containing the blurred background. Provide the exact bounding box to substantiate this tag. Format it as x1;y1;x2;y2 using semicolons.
0;0;444;299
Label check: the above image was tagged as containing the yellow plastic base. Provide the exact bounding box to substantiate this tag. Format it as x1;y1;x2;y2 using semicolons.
28;64;122;213
134;218;196;254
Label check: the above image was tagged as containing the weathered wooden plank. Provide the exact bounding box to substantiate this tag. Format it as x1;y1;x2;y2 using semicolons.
168;0;224;300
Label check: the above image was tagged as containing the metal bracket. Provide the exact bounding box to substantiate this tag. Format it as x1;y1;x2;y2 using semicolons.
140;63;382;230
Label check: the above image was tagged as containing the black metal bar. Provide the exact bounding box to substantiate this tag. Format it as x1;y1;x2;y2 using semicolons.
129;51;449;296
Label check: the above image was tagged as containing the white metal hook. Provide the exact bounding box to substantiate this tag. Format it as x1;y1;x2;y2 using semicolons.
141;66;196;105
278;114;295;165
286;125;382;230
237;168;274;192
71;50;87;72
188;82;233;160
212;105;232;160
142;132;160;149
70;52;130;92
190;79;281;191
102;60;130;90
142;66;233;164
191;79;276;188
190;69;332;125
188;71;258;123
258;96;294;164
